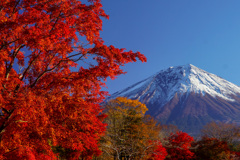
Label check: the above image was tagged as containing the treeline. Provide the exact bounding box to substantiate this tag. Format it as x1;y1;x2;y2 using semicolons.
95;97;240;160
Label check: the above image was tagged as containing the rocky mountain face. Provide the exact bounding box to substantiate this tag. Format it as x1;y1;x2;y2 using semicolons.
108;64;240;135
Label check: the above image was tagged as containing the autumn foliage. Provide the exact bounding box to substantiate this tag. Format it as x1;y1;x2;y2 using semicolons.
165;131;195;160
0;0;146;159
100;97;167;160
192;137;231;160
100;97;240;160
2;0;237;159
147;141;167;160
100;97;196;160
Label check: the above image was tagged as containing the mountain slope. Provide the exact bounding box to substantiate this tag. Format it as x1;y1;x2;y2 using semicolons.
108;64;240;134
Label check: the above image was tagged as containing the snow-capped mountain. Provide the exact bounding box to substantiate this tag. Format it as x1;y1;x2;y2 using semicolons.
108;64;240;134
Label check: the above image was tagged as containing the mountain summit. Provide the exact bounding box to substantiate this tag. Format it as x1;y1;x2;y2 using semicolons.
109;64;240;134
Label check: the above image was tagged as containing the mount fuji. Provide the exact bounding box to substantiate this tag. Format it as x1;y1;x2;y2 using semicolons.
108;64;240;134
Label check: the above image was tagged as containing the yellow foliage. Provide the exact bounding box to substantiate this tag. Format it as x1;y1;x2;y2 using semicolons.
105;97;148;117
100;97;161;160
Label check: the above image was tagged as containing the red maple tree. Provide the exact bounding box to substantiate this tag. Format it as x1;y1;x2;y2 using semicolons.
0;0;146;159
165;131;195;160
147;141;167;160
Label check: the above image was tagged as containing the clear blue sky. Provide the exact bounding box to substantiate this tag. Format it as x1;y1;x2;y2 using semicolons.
100;0;240;94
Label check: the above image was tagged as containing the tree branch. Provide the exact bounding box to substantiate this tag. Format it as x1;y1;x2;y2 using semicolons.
0;108;15;135
30;53;84;88
5;44;25;79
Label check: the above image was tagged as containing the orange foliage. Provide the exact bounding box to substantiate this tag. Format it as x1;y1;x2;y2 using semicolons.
0;0;146;159
101;98;167;160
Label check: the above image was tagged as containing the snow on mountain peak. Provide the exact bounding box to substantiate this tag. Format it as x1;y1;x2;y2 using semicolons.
108;64;240;134
178;64;240;101
110;64;240;105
